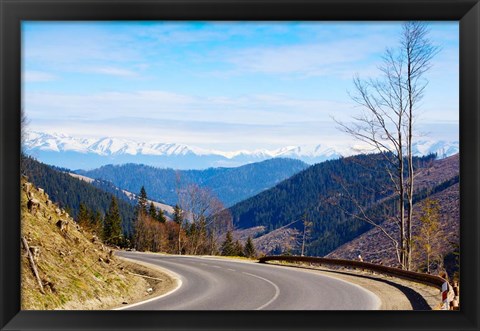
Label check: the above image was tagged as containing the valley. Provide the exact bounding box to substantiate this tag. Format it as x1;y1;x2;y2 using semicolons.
22;151;459;273
75;158;308;207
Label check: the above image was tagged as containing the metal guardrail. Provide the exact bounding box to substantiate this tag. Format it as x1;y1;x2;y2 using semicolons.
258;255;446;289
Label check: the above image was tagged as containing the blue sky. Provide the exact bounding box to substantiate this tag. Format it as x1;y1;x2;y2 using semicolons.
22;21;459;150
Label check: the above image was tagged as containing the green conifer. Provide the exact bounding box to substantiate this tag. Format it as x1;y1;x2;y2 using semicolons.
77;203;90;226
221;231;235;256
244;236;256;258
234;240;244;257
103;197;123;246
173;204;183;225
137;186;148;215
156;208;167;223
149;202;157;219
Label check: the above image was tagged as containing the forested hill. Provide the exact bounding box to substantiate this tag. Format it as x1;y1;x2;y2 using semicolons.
76;158;308;207
327;154;460;272
21;155;136;236
228;153;437;257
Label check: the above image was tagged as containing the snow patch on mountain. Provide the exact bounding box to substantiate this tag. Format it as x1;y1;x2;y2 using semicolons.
24;131;459;167
412;140;459;158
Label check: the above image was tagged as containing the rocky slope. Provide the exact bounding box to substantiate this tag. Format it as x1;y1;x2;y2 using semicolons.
21;177;174;310
229;224;301;256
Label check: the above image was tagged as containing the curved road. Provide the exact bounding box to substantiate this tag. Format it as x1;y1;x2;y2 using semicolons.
116;251;380;310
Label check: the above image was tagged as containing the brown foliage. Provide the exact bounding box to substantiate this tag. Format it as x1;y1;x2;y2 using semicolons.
134;212;180;253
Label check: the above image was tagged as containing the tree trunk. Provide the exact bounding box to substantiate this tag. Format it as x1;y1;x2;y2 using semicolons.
22;236;45;294
301;229;306;257
399;154;406;269
177;226;182;255
407;41;414;271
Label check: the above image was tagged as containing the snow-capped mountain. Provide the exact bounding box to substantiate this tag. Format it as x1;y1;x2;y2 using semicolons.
23;131;459;170
24;132;345;159
411;139;459;158
25;132;202;156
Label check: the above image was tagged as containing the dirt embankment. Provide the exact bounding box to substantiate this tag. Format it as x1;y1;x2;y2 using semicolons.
21;178;175;310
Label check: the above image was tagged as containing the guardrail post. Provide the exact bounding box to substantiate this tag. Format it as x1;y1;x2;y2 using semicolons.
441;281;456;310
441;282;449;310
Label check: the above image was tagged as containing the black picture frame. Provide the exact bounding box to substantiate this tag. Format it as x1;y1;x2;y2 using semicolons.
1;0;479;330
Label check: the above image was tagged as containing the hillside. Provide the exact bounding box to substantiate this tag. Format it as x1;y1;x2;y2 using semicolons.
327;155;460;271
20;178;175;309
413;153;459;191
228;153;439;257
21;155;136;236
226;225;300;256
77;158;308;207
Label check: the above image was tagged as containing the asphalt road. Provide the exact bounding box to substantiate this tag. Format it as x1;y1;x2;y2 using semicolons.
116;251;381;310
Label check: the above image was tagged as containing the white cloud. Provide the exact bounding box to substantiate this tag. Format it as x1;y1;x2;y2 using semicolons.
211;35;392;78
81;66;138;77
24;89;353;127
23;71;56;82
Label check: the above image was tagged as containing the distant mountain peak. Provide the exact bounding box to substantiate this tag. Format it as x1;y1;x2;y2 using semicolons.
24;131;459;170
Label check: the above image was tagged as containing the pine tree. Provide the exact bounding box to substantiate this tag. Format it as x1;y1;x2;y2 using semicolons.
156;208;167;223
244;236;256;258
103;196;123;246
89;209;103;235
149;202;157;219
234;240;244;257
137;186;148;215
221;231;235;256
77;203;90;227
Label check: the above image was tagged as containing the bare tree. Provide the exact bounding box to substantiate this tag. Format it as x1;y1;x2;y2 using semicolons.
21;108;30;147
207;202;233;255
402;22;439;270
172;204;184;254
301;212;313;256
336;22;438;270
174;171;186;254
178;184;232;255
21;108;30;175
134;212;169;252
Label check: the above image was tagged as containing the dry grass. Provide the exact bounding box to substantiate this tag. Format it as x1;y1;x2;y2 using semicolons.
21;179;173;310
201;255;259;262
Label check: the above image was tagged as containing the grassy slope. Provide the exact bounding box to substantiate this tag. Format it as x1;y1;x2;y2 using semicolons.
21;178;158;310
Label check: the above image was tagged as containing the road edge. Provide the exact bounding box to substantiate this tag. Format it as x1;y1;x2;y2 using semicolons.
113;255;183;310
260;261;440;310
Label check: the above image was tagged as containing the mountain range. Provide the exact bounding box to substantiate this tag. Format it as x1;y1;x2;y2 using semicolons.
76;158;308;208
24;131;459;170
